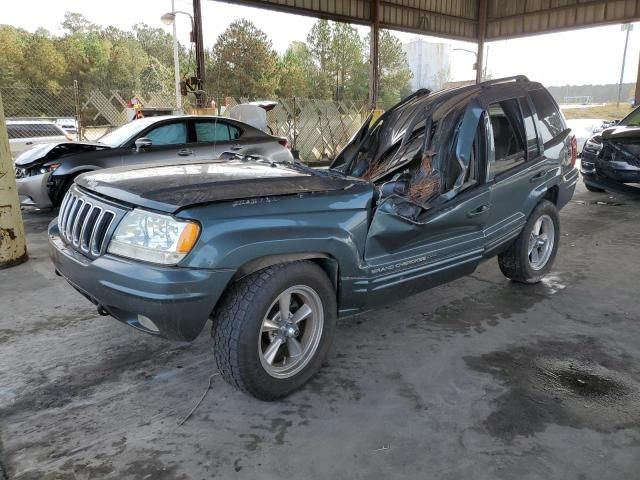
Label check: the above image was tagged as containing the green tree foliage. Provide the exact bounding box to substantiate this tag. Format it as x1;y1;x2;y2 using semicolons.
0;12;412;108
306;20;334;98
277;42;313;97
376;30;413;108
209;20;278;98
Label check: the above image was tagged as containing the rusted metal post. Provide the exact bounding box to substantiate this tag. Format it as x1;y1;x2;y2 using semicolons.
193;0;207;107
0;92;27;269
476;0;488;84
635;50;640;106
368;0;380;109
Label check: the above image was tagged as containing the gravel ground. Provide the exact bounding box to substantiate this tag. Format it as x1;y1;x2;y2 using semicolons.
1;180;639;479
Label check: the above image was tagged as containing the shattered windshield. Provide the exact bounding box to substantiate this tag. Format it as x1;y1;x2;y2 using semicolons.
619;106;640;127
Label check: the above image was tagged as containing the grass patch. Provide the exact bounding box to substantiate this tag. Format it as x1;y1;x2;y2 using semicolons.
562;102;633;120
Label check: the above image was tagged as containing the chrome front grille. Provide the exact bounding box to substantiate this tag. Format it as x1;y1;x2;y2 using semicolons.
58;188;117;257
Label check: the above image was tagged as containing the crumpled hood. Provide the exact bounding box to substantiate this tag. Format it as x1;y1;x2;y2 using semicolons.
601;126;640;141
14;142;110;167
76;160;361;213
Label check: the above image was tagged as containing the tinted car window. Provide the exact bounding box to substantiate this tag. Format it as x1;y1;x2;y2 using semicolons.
489;99;526;176
519;98;540;159
530;89;566;145
195;121;240;142
145;122;188;145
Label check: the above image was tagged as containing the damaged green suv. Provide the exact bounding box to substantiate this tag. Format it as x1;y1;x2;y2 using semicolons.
49;76;578;399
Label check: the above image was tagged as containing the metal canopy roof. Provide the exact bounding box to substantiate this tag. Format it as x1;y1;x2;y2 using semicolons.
220;0;640;41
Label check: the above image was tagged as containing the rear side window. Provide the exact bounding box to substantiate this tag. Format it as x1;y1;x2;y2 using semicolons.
195;121;240;142
530;89;566;145
488;99;526;176
7;123;64;138
519;98;540;159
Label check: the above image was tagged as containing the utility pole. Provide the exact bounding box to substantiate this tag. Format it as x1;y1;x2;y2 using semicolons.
635;50;640;107
171;0;183;113
0;92;27;269
193;0;206;108
617;23;633;108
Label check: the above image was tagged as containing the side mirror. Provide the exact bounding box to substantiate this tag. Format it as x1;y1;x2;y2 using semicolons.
135;137;152;152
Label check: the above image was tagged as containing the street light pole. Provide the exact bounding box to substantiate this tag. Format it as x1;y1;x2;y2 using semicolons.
617;23;633;108
171;0;182;113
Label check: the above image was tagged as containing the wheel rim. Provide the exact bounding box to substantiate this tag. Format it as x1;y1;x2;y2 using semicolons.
258;285;324;379
528;214;555;270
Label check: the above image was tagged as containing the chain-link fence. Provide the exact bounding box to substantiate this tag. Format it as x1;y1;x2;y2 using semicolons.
1;85;370;164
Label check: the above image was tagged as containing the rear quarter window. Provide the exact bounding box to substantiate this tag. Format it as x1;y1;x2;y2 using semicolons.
530;89;566;145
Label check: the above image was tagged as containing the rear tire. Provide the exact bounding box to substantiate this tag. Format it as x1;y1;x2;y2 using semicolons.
211;261;337;400
498;200;560;284
585;183;605;193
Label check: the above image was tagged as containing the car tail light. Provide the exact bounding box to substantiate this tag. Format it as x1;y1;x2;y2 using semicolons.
570;135;577;168
278;138;291;150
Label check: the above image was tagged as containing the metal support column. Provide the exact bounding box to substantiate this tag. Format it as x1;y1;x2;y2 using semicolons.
193;0;207;107
369;0;380;110
0;92;27;269
476;0;487;84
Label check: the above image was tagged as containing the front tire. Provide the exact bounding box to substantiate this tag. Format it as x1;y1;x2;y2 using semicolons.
498;200;560;284
211;261;337;400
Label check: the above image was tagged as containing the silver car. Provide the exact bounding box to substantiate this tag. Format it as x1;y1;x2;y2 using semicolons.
8;120;71;160
14;115;293;208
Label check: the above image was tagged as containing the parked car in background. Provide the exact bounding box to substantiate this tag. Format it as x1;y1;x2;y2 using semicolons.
55;118;78;137
49;76;578;399
14;115;293;208
581;105;640;193
7;120;71;160
227;101;278;134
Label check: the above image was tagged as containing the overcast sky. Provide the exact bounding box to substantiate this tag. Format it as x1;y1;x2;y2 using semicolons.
2;0;639;87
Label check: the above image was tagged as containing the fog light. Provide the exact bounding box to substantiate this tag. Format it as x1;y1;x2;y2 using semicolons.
137;314;159;332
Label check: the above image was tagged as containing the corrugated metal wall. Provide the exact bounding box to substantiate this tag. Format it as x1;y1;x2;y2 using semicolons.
487;0;640;39
221;0;640;41
379;0;478;40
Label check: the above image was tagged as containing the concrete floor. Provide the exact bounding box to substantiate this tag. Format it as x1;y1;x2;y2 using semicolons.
1;181;640;479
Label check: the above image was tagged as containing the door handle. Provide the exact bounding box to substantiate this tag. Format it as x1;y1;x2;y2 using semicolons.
25;141;33;145
177;148;193;156
467;205;489;217
530;170;550;182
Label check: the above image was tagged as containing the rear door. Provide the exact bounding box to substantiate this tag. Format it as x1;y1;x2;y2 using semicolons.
484;95;548;254
192;118;243;160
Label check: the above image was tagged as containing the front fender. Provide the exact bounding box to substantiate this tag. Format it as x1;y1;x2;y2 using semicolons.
53;164;102;177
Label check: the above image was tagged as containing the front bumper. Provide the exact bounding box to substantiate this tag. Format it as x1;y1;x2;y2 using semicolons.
48;221;235;341
16;172;53;208
581;170;640;195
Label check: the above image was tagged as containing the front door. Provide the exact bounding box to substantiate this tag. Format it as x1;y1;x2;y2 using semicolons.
363;114;490;308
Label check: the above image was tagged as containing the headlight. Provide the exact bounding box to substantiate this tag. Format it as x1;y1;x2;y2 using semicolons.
107;209;200;265
38;163;61;175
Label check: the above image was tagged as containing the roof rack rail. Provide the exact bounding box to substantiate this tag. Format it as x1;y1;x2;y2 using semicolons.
479;75;529;87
